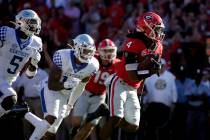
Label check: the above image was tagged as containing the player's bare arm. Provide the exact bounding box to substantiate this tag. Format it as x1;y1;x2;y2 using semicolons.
48;64;64;91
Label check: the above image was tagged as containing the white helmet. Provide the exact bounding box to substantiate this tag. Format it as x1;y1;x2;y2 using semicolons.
15;9;41;36
74;34;96;63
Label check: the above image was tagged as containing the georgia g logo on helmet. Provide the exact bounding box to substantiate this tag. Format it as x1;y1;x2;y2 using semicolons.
144;15;152;20
136;12;165;42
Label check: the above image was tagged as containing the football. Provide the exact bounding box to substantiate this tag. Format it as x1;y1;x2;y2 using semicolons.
137;54;154;70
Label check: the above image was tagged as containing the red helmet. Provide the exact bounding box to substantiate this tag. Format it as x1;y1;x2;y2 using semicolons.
98;39;117;61
136;12;165;41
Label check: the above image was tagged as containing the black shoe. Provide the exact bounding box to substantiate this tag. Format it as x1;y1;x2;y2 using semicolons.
85;103;109;123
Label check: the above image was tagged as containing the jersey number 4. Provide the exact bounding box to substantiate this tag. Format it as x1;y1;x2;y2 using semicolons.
7;55;23;74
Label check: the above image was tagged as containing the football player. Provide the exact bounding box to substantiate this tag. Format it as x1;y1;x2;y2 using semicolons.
0;9;42;122
28;34;99;140
71;39;120;140
87;11;165;140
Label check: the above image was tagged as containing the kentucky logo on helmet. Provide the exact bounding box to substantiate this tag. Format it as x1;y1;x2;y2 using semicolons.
22;11;35;17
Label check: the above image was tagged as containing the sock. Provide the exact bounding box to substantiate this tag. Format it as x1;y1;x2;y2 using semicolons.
0;105;6;117
24;112;42;126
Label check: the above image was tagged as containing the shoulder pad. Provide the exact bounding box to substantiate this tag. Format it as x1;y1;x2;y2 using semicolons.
31;35;42;52
0;26;9;41
91;57;99;71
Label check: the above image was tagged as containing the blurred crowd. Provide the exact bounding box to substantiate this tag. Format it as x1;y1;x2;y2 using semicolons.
0;0;210;140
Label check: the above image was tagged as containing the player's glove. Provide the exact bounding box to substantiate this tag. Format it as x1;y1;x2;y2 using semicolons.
63;78;80;90
30;50;41;68
150;57;162;75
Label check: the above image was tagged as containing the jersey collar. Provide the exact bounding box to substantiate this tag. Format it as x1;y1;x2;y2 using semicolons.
15;30;32;50
70;51;88;73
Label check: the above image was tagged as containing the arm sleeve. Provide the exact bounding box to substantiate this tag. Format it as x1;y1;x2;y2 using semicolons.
124;52;139;71
0;26;7;48
53;51;62;69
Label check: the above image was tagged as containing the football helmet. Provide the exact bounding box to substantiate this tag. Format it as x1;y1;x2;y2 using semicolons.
136;12;165;41
15;9;41;36
74;34;96;63
98;39;117;61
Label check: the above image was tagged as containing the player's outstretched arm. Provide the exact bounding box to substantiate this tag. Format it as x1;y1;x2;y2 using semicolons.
65;76;91;117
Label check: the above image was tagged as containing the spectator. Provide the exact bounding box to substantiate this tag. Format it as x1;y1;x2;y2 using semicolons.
143;58;177;140
185;69;210;140
45;0;68;9
171;65;191;140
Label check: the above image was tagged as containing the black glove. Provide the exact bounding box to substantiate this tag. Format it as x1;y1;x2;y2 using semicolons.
150;58;162;75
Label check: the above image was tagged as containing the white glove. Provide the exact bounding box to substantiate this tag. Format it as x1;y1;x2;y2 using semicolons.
63;77;80;90
31;50;41;68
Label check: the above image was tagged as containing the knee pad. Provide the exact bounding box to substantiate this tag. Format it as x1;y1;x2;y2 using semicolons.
1;95;17;110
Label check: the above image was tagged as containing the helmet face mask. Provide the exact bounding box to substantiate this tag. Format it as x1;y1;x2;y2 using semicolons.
74;34;96;63
153;25;165;41
15;9;41;37
78;45;95;62
98;39;117;61
99;48;117;61
136;12;165;41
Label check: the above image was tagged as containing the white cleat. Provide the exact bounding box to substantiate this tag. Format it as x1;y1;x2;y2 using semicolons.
29;120;50;140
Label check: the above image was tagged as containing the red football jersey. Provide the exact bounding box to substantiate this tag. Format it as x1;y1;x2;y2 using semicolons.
85;57;121;95
115;38;163;89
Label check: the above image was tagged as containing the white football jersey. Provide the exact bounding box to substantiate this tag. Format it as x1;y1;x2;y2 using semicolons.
0;26;42;85
53;49;99;95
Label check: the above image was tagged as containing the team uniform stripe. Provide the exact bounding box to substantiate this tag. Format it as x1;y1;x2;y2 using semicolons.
110;76;119;116
40;88;47;113
108;75;115;114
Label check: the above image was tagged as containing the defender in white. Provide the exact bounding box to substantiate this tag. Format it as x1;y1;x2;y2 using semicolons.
0;9;42;119
28;34;99;140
